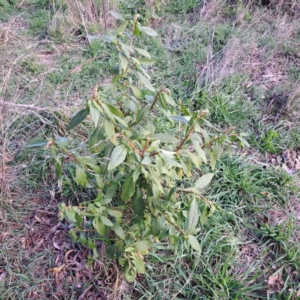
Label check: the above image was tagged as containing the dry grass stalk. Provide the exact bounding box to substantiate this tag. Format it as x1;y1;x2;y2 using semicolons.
57;0;118;34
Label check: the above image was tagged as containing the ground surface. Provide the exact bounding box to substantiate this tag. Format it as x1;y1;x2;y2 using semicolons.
1;0;300;299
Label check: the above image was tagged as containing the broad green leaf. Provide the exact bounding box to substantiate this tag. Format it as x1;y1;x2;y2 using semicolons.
180;158;191;177
133;24;141;37
145;94;154;104
100;215;113;227
200;204;209;226
148;168;163;193
76;156;98;168
213;142;222;160
108;145;128;170
155;155;163;175
160;153;182;168
130;56;141;66
151;217;161;236
103;103;123;117
195;173;214;189
132;254;145;274
132;187;145;217
186;152;201;169
87;239;96;250
100;143;114;160
152;133;177;143
162;93;176;107
199;128;210;144
141;26;158;36
133;240;152;253
147;140;160;152
146;120;156;136
112;222;126;239
104;119;115;140
185;198;198;234
89;126;105;153
138;58;156;65
237;136;250;148
102;103;115;122
188;111;198;127
119;41;134;58
130;86;142;99
121;174;135;202
55;137;70;150
137;72;155;92
158;93;168;110
79;233;87;245
132;167;141;182
113;115;129;128
124;262;136;282
90;103;101;128
181;103;191;115
141;155;152;165
69;229;79;242
210;151;217;170
109;11;125;21
191;139;207;164
100;198;113;205
107;209;122;218
125;99;138;113
25;138;48;148
136;105;150;124
75;166;87;187
119;52;128;72
134;47;151;58
99;82;115;91
117;20;128;34
93;217;107;236
166;187;177;203
66;109;88;131
105;185;117;199
65;209;77;223
188;235;201;252
170;115;189;124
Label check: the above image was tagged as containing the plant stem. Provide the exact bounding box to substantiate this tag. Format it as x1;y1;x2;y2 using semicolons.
142;137;150;155
164;214;186;236
150;89;163;111
121;134;143;157
176;111;207;153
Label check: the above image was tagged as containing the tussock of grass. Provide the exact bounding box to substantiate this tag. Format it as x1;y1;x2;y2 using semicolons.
1;0;300;299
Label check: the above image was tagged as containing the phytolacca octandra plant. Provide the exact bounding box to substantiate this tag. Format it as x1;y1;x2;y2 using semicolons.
46;13;248;282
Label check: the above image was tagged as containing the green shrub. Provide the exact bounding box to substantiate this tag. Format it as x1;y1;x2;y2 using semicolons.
34;13;247;282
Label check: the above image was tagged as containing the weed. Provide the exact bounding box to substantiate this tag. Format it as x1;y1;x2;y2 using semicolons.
2;0;300;298
29;9;50;35
165;0;201;14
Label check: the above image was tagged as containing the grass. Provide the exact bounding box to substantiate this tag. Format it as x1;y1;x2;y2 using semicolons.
1;0;300;299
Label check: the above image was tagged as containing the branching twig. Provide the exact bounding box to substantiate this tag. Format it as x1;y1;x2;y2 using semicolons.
164;214;186;236
150;89;163;111
176;110;208;153
142;137;150;155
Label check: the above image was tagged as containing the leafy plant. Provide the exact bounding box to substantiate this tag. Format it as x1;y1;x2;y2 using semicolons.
38;13;247;282
260;129;279;153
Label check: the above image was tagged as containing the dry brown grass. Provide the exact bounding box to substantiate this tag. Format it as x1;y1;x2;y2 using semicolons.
48;0;119;39
265;0;300;16
196;3;300;96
